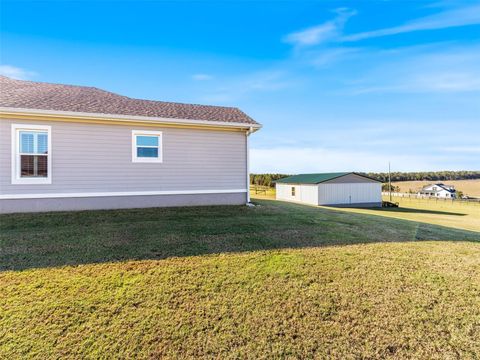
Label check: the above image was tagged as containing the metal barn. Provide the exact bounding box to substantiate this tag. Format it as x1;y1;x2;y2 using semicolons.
275;172;382;207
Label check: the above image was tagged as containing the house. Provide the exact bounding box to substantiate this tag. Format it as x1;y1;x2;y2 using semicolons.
275;172;382;207
418;183;456;198
0;76;261;213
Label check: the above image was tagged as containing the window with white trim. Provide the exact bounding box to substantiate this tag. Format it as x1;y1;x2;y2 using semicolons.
11;124;52;184
132;130;163;163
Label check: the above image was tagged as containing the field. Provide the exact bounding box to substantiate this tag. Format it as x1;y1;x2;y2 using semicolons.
354;195;479;232
251;186;480;232
250;185;276;199
1;200;479;358
392;179;480;198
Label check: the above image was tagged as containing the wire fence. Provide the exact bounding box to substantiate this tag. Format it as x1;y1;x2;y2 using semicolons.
382;192;480;206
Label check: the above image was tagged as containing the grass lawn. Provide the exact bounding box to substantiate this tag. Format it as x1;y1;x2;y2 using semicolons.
251;188;480;232
1;200;479;358
346;196;480;232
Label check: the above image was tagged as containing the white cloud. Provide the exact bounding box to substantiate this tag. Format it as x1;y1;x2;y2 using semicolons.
284;8;356;47
284;4;480;48
200;70;295;103
250;118;480;173
0;65;36;80
348;45;480;94
192;73;213;81
342;4;480;42
440;146;480;153
410;72;480;92
301;47;361;68
250;147;433;173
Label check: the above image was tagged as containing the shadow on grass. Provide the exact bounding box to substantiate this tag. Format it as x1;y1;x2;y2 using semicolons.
1;199;478;272
363;207;467;216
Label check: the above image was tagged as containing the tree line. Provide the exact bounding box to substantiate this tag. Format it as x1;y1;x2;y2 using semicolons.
250;171;480;188
363;171;480;182
250;174;291;187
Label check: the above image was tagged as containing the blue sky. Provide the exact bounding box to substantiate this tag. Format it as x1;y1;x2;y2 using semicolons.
1;0;479;173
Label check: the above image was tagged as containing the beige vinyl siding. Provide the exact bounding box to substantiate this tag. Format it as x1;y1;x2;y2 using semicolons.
0;118;247;195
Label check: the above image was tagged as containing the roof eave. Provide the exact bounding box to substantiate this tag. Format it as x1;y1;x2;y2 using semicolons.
275;172;383;184
0;106;262;131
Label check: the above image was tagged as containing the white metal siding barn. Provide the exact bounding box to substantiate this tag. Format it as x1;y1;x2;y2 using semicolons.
275;172;382;207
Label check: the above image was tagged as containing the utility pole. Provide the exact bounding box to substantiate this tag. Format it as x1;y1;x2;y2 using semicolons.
388;162;392;202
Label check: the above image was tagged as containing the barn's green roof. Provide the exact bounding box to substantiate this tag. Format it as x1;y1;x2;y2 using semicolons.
274;172;380;184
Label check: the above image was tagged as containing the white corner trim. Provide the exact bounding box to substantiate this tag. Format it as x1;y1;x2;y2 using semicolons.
246;129;250;203
0;189;248;200
0;107;262;132
11;124;52;185
131;130;163;163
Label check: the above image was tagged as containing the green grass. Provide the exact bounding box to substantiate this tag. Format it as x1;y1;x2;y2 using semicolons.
1;200;479;358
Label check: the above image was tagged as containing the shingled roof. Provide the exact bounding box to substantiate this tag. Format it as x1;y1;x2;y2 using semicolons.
0;76;259;125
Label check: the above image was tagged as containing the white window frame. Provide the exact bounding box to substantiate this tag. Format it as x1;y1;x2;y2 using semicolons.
11;124;52;185
131;130;163;163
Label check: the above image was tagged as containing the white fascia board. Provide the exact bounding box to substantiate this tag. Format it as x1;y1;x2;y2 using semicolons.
0;107;262;131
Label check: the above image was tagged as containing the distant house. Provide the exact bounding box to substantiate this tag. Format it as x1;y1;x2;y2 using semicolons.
275;172;382;207
0;76;261;213
418;184;456;198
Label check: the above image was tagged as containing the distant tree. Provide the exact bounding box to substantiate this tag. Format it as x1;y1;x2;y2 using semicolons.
382;184;400;192
363;171;480;182
250;174;290;188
